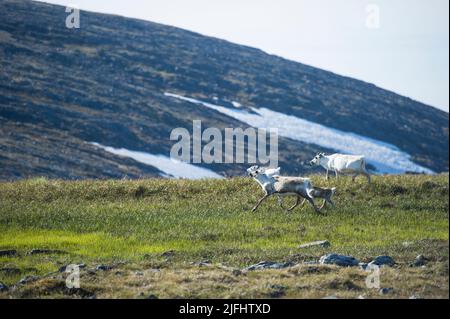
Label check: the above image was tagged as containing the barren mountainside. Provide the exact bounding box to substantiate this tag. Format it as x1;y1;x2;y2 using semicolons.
0;0;448;180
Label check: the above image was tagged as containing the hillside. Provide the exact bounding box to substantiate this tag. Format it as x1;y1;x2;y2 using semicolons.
0;0;448;180
0;175;448;298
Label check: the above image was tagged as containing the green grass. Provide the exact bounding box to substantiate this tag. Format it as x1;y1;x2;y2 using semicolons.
0;175;448;298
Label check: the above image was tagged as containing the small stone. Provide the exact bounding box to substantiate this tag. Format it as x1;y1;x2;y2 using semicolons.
298;241;331;249
191;260;211;267
267;284;286;298
27;249;66;255
410;255;428;267
18;275;39;285
232;269;242;276
59;264;86;272
95;265;112;271
379;288;394;295
368;256;395;267
161;250;175;258
244;261;294;271
319;254;359;267
147;294;158;299
135;271;144;276
359;263;368;270
402;241;414;247
0;282;8;292
0;250;17;257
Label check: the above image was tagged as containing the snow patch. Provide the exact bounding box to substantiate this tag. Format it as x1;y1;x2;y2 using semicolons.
164;92;433;174
90;142;223;179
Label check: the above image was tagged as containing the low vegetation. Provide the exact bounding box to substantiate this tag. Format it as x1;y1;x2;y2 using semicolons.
0;174;448;298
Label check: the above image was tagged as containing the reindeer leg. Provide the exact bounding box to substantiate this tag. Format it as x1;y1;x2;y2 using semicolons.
326;170;329;180
319;199;327;210
305;196;321;213
252;194;270;212
299;198;306;207
287;196;301;211
277;195;290;212
352;174;358;182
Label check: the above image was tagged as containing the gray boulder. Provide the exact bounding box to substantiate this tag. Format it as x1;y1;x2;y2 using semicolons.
319;254;359;267
95;265;112;271
368;256;395;267
379;287;394;295
0;250;17;257
244;261;294;271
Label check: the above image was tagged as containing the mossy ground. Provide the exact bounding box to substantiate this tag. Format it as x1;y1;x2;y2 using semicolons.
0;175;448;298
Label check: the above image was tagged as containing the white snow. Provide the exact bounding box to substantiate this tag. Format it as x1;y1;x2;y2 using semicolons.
90;142;223;179
164;92;433;174
231;101;242;108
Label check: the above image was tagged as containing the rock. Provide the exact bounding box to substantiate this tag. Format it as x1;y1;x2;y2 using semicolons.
0;250;17;257
147;294;159;299
379;288;394;295
319;254;359;267
267;284;286;298
161;250;175;258
27;249;66;255
358;263;368;270
135;271;144;276
298;241;331;249
0;282;8;292
410;255;428;267
95;265;112;271
18;275;39;285
402;241;414;247
191;260;211;267
357;295;365;299
244;261;294;271
59;264;86;272
232;269;242;276
368;256;395;267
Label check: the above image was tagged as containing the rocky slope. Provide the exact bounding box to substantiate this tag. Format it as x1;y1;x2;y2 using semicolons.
0;0;448;180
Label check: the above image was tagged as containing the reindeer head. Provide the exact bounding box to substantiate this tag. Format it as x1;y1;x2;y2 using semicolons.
309;153;326;166
247;165;264;178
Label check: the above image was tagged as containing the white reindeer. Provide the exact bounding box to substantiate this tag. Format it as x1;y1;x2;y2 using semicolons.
310;153;371;183
247;166;320;213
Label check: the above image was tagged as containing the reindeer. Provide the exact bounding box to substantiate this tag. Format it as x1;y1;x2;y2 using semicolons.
247;166;321;213
298;186;336;210
310;153;371;184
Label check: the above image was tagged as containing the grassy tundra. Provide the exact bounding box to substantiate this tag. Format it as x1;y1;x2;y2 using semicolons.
0;175;448;299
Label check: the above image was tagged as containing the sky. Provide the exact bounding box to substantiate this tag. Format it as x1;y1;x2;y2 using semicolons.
36;0;449;112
